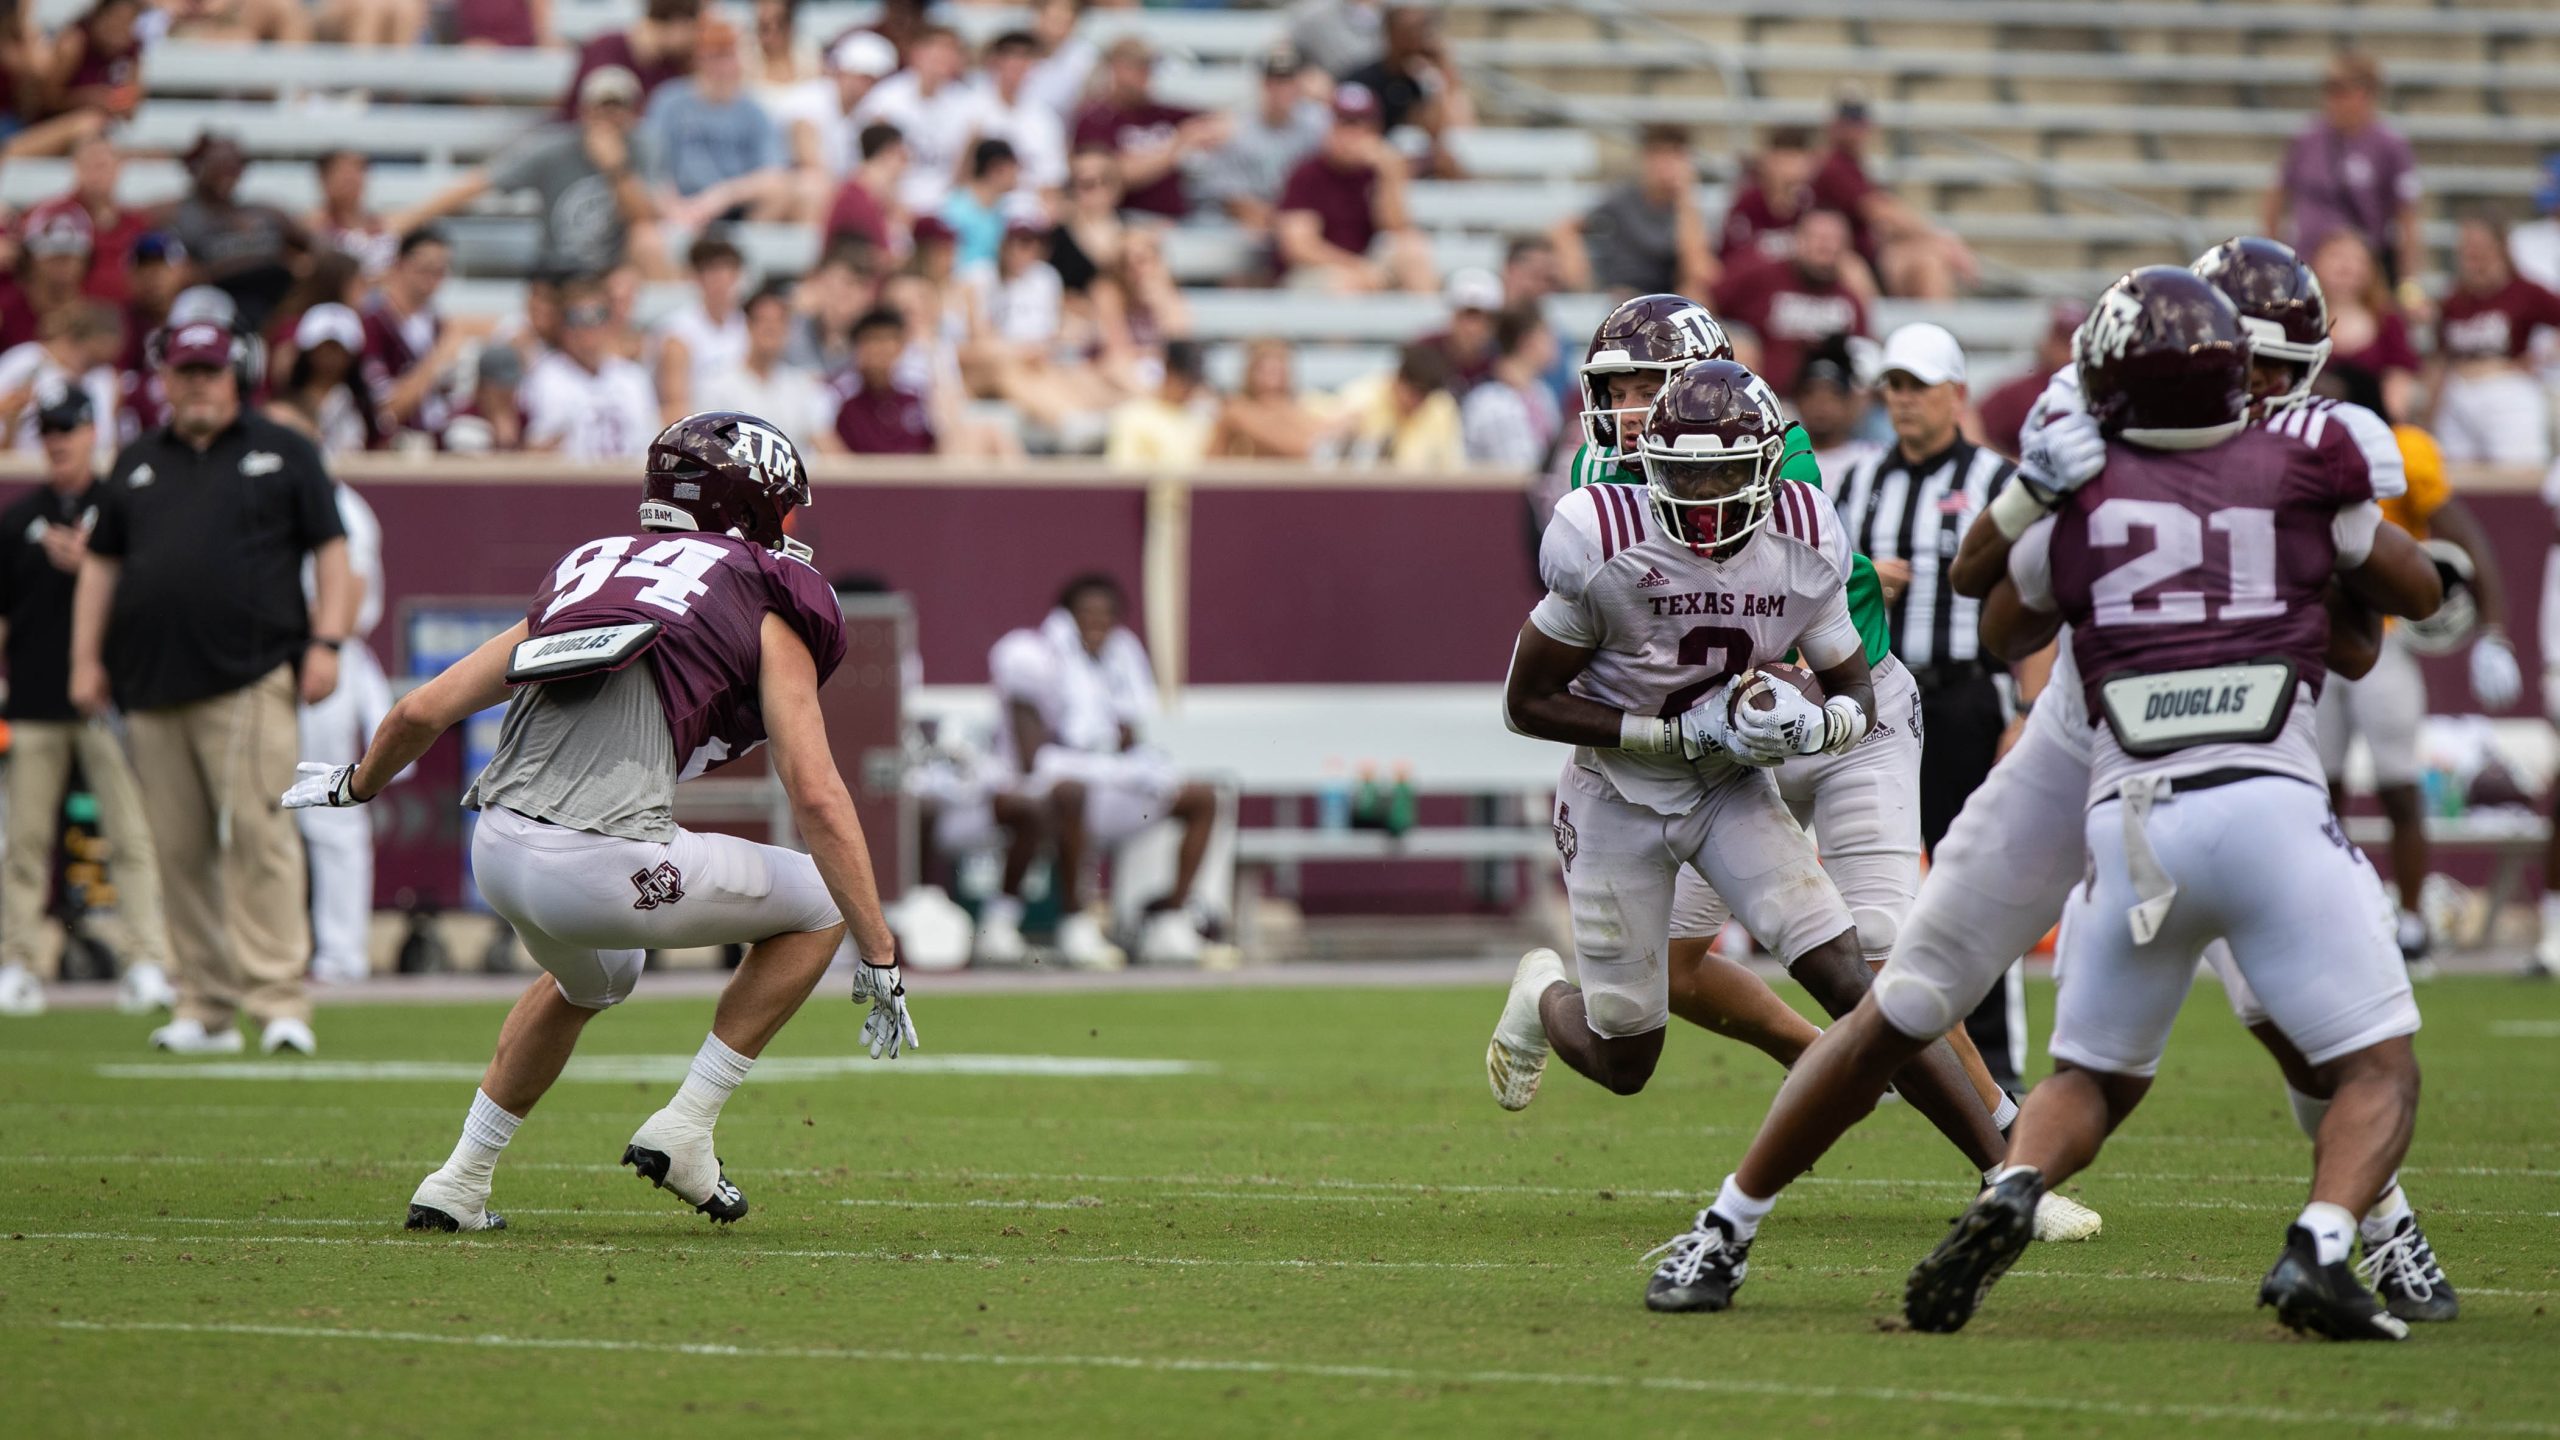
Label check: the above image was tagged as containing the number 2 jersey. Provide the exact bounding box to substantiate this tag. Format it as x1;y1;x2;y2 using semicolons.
1530;479;1864;815
465;532;849;841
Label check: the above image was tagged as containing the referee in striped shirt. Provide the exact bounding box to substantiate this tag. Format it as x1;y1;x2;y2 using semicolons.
1834;323;2027;1091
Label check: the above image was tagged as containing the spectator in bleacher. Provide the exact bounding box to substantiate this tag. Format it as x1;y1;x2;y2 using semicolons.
1710;208;1866;414
316;0;425;47
1072;36;1227;222
1287;0;1384;80
169;133;311;331
1418;267;1501;394
1460;304;1560;471
942;138;1022;273
968;218;1064;352
962;220;1119;443
116;232;180;377
1330;340;1461;469
1789;333;1879;485
521;275;656;460
37;0;143;147
747;0;816;96
6;204;91;348
0;299;120;463
453;0;554;49
161;0;309;43
1019;0;1095;122
24;135;147;304
402;67;671;282
265;302;380;456
1208;338;1316;459
643;19;795;228
1718;126;1822;271
825;120;908;258
786;238;874;374
1500;233;1560;307
601;259;650;363
2265;52;2424;294
1049;144;1126;296
359;228;461;444
1201;44;1329;238
1815;91;1975;300
440;343;524;454
306;150;397;278
700;279;841;456
1104;337;1212;469
1553;124;1713;303
558;0;698;120
1970;300;2083;460
263;250;364;380
850;0;933;67
832;305;936;454
651;233;749;421
973;30;1067;204
1343;5;1473;180
854;23;979;215
2429;213;2560;468
773;31;897;221
1275;83;1433;295
2313;230;2421;425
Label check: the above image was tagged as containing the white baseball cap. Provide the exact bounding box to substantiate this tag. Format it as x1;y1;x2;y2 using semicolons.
1878;322;1965;386
828;31;897;79
294;301;364;354
1443;267;1503;313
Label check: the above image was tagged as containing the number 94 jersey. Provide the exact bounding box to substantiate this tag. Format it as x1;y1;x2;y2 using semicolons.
525;532;848;780
1529;480;1864;815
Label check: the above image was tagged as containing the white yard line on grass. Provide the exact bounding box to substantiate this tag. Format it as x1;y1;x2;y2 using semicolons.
23;1318;2558;1434
92;1054;1211;1083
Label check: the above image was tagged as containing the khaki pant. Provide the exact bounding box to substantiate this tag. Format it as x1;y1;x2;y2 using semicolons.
125;665;311;1027
2;717;173;976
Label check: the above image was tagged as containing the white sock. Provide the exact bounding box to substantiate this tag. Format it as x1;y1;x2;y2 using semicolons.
669;1033;754;1126
2361;1182;2412;1242
444;1089;522;1180
1990;1091;2020;1133
1710;1173;1776;1239
2297;1201;2357;1266
2285;1085;2331;1143
1984;1163;2042;1188
982;894;1023;928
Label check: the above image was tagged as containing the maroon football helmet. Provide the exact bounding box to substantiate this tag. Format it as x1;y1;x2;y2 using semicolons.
2074;266;2252;440
2191;236;2330;413
1578;293;1734;457
641;411;813;561
1632;358;1786;554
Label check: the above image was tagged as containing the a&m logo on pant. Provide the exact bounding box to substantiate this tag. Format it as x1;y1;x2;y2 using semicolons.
1553;804;1578;872
630;862;686;910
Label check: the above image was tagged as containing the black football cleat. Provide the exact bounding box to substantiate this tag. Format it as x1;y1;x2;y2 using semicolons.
1643;1209;1753;1313
2358;1213;2458;1324
1905;1169;2044;1334
2260;1224;2410;1341
621;1142;750;1224
405;1168;507;1232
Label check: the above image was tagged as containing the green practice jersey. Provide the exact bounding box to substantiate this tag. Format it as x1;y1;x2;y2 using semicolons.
1563;428;1894;668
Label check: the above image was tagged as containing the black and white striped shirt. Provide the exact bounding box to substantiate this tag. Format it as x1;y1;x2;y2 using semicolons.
1834;436;2015;671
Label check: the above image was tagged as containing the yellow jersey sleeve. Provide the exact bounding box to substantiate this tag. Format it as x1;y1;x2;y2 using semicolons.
2381;423;2449;537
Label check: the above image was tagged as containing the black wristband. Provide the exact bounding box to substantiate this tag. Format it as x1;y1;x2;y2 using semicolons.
309;637;343;652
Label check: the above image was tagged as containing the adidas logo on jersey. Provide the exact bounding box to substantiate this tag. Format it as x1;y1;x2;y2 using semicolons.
1636;567;1671;589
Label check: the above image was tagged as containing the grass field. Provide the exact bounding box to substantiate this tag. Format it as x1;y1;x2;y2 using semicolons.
6;973;2558;1438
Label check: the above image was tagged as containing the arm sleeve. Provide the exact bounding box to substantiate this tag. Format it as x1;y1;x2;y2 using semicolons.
2008;514;2059;613
987;628;1058;703
2333;500;2384;570
1526;492;1605;647
1794;585;1862;671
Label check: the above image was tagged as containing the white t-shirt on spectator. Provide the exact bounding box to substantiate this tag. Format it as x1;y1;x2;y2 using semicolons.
854;71;987;212
1022;35;1097;121
968;83;1067;194
698;358;835;456
0;342;118;467
764;78;856;177
522;351;658;461
653;300;750;405
1459;377;1560;470
968;261;1064;348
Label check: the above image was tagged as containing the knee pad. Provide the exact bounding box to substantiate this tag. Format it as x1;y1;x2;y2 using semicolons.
1849;905;1900;964
1872;965;1960;1042
1581;986;1652;1041
550;948;644;1010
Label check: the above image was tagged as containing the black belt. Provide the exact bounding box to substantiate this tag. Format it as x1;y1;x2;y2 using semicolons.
2166;766;2318;795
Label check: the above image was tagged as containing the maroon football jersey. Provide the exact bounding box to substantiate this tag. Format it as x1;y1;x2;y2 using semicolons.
2047;424;2375;719
520;532;847;778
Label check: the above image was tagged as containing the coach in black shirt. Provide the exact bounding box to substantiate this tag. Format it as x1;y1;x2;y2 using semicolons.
0;393;176;1017
69;320;355;1056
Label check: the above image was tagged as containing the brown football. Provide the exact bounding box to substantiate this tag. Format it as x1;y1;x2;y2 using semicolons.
1733;662;1824;718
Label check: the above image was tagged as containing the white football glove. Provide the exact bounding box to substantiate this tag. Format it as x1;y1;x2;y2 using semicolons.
2019;411;2106;497
1676;677;1770;766
850;961;919;1060
281;761;362;809
1729;677;1828;761
2471;630;2522;710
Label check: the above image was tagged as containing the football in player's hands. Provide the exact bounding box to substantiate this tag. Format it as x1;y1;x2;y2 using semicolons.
1730;663;1823;723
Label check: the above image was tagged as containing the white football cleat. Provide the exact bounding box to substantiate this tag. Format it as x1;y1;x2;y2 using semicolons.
1137;909;1205;966
405;1167;507;1233
974;905;1029;966
0;963;44;1017
622;1107;748;1223
259;1017;317;1056
1055;913;1126;971
2033;1190;2104;1243
1486;947;1567;1111
117;961;177;1015
149;1016;243;1054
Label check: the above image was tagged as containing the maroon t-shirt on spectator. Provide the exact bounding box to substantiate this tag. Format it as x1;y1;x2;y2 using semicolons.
1813;146;1877;256
455;0;541;47
0;281;36;354
62;24;139;105
1717;182;1807;267
2436;278;2560;362
1277;156;1377;264
359;295;449;439
24;195;146;304
559;32;691;118
1710;256;1866;406
1071;99;1197;218
2335;311;2421;379
824;178;893;254
1973;371;2045;462
832;375;935;453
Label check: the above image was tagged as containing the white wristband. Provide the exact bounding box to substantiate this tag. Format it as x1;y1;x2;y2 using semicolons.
1988;475;2055;541
1619;711;1676;753
1819;696;1870;754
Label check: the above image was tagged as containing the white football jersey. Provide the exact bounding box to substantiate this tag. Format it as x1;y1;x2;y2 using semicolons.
1531;479;1863;814
523;352;659;462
